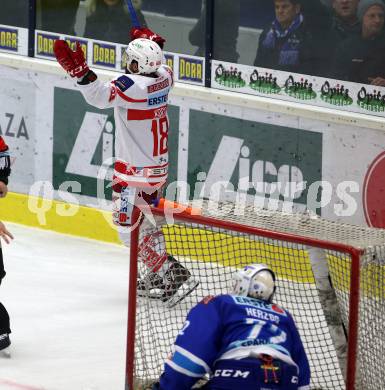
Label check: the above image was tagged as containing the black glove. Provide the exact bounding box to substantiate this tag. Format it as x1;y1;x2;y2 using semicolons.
0;154;11;185
151;382;160;390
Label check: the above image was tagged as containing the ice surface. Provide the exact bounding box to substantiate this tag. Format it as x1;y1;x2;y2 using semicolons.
0;223;346;390
0;223;129;390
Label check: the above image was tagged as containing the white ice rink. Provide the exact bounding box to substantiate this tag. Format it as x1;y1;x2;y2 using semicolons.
0;223;346;390
0;223;130;390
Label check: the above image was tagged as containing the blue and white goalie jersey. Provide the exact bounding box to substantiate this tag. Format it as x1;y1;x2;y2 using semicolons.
159;294;310;390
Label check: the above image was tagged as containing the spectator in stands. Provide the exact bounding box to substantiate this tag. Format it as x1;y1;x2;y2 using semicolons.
330;0;361;40
332;0;385;85
300;0;360;41
39;0;80;36
189;0;240;62
299;0;330;31
85;0;147;44
301;0;361;77
254;0;316;74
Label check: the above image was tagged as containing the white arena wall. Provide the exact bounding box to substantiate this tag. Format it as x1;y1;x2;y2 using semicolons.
0;52;385;237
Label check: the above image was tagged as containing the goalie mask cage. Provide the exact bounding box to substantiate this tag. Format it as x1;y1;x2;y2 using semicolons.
126;202;385;390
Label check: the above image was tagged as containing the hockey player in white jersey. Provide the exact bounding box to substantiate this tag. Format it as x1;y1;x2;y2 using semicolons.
153;264;310;390
53;30;198;304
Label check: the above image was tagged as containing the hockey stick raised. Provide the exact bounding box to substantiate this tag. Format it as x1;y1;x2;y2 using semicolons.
124;0;141;28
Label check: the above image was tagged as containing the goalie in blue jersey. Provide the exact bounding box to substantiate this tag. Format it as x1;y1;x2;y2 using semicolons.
153;264;310;390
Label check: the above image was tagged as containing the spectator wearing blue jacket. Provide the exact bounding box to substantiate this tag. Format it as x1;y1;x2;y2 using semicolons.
254;0;319;75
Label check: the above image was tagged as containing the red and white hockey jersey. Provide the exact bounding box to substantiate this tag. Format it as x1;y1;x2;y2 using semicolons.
78;65;174;187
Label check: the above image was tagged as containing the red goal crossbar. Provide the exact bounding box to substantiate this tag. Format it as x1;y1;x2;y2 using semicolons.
125;206;363;390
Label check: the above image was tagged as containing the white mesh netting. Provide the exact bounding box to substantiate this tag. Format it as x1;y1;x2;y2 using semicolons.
131;202;385;390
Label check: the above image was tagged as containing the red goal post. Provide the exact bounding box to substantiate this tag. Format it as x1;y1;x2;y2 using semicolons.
126;201;385;390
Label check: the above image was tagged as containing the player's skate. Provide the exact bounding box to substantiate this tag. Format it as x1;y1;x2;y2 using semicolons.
137;271;165;300
160;256;199;307
0;333;11;358
137;256;199;306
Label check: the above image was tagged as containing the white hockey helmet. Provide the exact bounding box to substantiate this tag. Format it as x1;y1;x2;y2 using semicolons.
125;38;162;75
232;263;276;302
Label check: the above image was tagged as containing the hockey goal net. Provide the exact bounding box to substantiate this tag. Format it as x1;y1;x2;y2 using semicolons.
126;201;385;390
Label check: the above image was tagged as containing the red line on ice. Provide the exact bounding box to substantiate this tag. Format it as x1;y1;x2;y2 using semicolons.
0;379;45;390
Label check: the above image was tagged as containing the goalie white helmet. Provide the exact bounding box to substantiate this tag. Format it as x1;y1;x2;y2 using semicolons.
232;263;276;302
125;38;162;75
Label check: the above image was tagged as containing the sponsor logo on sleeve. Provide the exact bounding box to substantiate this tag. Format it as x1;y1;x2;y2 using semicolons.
92;42;116;68
64;38;88;61
179;56;203;83
115;75;134;92
36;32;60;57
0;27;18;52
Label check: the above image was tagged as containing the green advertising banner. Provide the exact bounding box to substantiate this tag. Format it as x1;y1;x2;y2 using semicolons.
3;61;385;226
52;87;179;199
187;110;322;209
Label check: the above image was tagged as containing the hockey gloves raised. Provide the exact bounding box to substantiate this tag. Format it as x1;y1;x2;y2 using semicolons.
130;27;166;49
54;40;89;78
